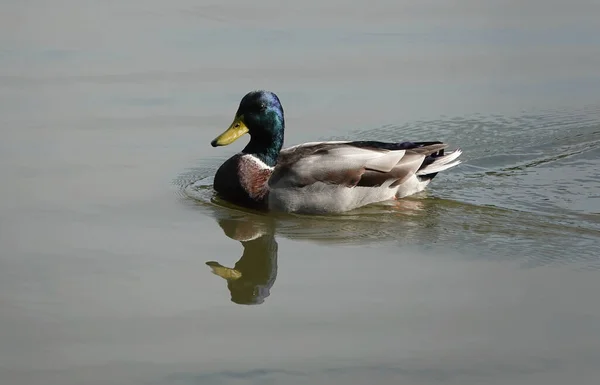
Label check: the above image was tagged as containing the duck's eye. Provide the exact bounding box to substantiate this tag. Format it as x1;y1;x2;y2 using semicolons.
259;103;267;111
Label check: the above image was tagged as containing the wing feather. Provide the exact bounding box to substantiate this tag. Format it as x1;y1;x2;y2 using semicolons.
270;141;456;188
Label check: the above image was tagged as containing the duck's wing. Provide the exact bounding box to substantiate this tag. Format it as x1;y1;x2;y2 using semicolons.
269;141;460;188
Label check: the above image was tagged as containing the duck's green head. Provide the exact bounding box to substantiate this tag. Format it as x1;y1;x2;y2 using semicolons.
211;90;285;165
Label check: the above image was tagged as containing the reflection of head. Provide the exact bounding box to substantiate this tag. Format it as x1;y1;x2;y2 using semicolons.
229;231;278;305
212;217;278;305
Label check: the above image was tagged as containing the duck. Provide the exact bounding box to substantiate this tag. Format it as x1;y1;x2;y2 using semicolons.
210;90;462;214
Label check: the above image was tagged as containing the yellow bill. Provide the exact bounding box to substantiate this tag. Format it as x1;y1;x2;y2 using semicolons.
206;261;242;280
211;115;249;147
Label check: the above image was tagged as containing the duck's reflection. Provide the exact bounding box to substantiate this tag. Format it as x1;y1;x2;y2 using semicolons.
206;216;278;305
198;191;451;306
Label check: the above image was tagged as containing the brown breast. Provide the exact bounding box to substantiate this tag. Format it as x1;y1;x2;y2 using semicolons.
237;155;273;201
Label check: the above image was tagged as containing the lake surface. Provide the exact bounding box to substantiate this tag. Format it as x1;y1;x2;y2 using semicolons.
1;1;600;384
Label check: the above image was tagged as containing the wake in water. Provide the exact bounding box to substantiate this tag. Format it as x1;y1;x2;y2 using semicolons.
176;107;600;269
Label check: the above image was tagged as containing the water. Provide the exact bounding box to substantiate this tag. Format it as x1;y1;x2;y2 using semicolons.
1;1;600;384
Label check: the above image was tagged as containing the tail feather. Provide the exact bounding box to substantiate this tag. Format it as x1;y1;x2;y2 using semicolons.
416;149;462;176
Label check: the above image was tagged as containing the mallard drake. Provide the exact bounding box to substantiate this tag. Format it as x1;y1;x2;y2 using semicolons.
211;90;462;214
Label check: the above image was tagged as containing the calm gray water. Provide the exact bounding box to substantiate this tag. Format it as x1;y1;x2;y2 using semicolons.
2;1;600;384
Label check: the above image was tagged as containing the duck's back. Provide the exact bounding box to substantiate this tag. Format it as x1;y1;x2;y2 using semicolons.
266;140;461;214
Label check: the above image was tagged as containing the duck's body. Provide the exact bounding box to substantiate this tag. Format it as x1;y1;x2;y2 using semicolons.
211;91;462;214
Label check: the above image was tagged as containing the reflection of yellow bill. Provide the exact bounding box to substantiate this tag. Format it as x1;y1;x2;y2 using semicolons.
211;115;249;147
206;261;242;280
